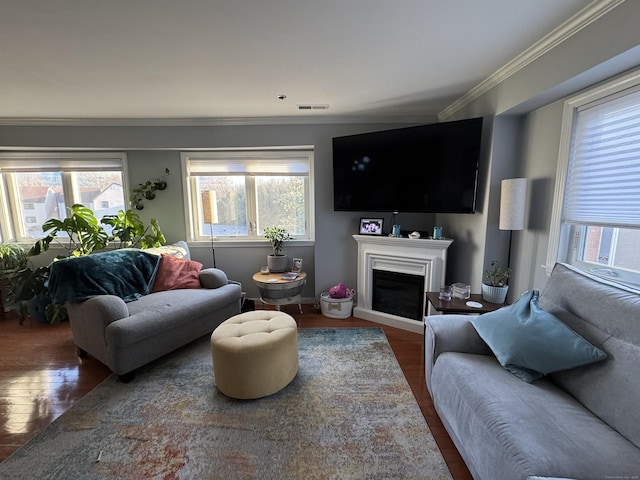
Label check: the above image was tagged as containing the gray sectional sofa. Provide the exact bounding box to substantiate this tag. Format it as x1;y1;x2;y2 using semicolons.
63;242;242;381
425;263;640;480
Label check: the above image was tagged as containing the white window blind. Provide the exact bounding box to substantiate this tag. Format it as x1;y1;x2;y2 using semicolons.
563;87;640;228
0;152;125;172
186;150;310;176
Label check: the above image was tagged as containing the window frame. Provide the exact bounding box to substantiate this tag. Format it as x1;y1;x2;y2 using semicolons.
181;148;315;244
0;152;129;242
546;68;640;287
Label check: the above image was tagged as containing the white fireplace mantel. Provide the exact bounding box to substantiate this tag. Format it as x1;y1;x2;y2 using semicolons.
352;234;453;334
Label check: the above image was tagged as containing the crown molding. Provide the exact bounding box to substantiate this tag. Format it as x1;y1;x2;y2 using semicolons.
438;0;626;120
0;113;435;128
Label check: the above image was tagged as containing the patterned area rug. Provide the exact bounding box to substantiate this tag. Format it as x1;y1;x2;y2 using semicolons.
0;328;452;479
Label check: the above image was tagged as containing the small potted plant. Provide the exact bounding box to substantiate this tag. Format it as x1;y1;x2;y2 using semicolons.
130;168;170;210
481;260;511;304
263;226;293;273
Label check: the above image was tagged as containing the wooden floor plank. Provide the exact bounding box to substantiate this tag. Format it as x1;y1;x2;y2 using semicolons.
0;305;472;479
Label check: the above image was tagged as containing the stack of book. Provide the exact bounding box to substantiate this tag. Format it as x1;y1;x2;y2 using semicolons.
280;272;299;280
451;282;471;300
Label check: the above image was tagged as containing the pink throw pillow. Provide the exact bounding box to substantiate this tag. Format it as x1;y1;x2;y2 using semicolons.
152;254;203;292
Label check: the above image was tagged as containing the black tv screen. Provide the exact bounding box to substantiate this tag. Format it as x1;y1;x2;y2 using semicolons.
332;118;482;213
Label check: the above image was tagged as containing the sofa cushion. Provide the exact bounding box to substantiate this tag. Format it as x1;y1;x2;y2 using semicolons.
431;352;640;480
470;290;607;382
152;254;202;292
199;268;229;289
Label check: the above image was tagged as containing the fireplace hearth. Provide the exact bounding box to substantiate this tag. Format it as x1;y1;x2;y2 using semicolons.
353;234;453;333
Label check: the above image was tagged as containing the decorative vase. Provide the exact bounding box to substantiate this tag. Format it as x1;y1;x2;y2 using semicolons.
481;284;509;304
267;254;288;273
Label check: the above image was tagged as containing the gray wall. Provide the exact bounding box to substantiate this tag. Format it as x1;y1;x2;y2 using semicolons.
0;122;438;301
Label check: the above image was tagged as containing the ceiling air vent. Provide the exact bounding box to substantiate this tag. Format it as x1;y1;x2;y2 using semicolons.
297;104;329;111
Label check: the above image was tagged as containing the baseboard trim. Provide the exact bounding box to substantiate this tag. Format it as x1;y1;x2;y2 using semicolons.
353;307;424;334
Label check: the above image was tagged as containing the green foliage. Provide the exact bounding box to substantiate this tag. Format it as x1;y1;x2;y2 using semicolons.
101;210;166;249
0;243;28;272
12;204;165;324
130;168;170;210
31;204;110;258
263;226;293;255
257;177;305;234
483;261;512;287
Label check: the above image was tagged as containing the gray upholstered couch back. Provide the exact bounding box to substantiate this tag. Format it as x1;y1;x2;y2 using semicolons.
539;263;640;448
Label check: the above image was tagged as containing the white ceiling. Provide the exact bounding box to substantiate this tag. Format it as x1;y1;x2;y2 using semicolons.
0;0;593;124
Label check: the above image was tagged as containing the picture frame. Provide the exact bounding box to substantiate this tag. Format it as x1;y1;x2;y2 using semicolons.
291;258;303;273
359;218;383;235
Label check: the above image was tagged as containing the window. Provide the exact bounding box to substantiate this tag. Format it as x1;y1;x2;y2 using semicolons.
181;149;314;242
0;153;127;241
548;69;640;288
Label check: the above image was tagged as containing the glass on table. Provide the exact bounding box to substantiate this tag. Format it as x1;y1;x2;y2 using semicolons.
439;285;452;301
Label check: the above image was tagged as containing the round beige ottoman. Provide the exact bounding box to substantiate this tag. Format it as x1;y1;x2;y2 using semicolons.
211;310;299;399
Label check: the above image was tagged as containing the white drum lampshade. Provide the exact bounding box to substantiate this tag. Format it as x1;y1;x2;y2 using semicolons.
499;178;528;231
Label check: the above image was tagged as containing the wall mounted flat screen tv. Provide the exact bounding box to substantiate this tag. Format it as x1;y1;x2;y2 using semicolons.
332;117;482;213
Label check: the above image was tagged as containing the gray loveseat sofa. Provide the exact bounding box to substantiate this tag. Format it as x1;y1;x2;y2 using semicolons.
425;263;640;480
61;242;242;381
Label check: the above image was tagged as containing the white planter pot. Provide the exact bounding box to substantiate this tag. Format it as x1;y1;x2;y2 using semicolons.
481;284;509;304
267;254;289;273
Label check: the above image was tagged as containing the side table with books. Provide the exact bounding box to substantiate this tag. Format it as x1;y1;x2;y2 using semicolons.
252;271;307;314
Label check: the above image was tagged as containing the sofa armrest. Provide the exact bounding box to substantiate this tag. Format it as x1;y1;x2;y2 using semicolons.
199;268;229;289
424;315;493;393
66;295;129;365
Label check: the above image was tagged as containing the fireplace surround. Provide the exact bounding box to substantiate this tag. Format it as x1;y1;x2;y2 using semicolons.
353;235;453;333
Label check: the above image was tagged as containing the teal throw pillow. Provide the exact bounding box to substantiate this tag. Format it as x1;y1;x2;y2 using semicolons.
470;290;607;383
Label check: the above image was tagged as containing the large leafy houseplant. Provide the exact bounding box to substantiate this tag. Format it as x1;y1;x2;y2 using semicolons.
12;204;165;324
101;209;165;249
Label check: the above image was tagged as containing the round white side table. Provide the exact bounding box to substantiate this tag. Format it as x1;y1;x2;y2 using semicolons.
252;271;307;314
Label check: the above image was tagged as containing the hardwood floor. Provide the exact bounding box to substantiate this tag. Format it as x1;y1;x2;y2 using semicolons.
0;304;472;479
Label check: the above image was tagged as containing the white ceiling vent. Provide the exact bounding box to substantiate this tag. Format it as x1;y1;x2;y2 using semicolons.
297;104;329;111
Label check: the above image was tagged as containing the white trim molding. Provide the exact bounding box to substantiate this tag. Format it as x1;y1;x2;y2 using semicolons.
439;0;626;121
543;66;640;276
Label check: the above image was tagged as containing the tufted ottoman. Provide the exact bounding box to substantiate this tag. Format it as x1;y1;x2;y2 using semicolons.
210;310;299;399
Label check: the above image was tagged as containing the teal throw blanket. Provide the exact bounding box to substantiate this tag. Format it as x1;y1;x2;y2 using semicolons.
48;249;161;304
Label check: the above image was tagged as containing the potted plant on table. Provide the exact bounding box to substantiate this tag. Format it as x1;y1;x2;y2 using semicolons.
263;226;293;273
481;260;511;304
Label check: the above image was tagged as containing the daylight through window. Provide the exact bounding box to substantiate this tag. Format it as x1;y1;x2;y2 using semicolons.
0;153;127;242
553;73;640;288
182;149;313;242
